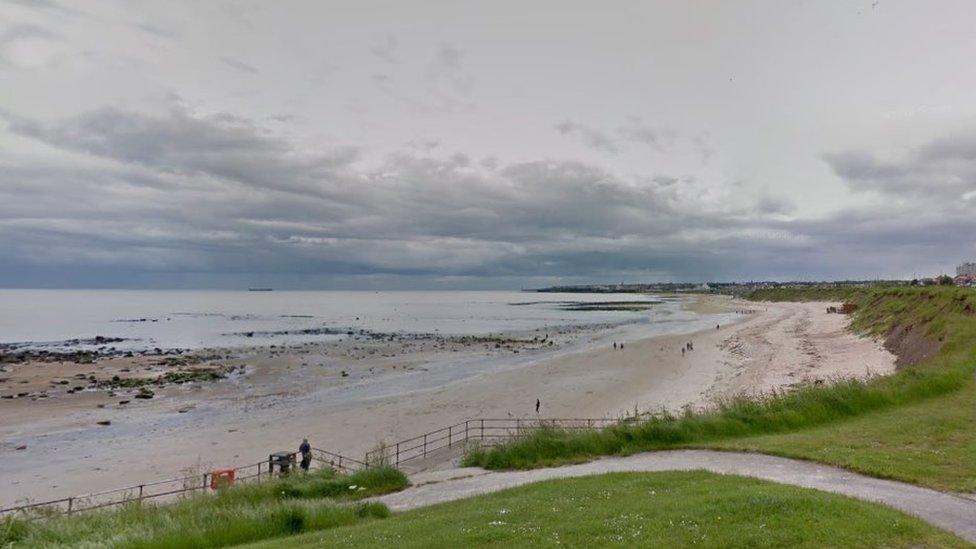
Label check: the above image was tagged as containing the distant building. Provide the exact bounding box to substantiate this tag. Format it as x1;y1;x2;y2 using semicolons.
958;262;976;277
954;275;975;287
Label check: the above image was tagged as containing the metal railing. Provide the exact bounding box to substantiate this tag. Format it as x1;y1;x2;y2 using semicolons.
0;447;361;519
364;417;620;467
311;447;366;473
1;416;623;519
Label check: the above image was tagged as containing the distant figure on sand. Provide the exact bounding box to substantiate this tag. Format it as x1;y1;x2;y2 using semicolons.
536;398;540;414
613;342;617;350
299;438;311;472
717;324;720;330
681;347;685;357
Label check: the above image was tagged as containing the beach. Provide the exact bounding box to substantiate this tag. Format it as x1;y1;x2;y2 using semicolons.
0;295;895;506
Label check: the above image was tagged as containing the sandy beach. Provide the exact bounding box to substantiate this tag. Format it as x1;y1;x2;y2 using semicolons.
0;295;895;507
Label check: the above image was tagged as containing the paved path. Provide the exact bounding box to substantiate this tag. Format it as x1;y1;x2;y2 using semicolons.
376;450;976;543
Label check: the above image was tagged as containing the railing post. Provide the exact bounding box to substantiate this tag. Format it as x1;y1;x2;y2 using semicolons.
465;420;469;442
396;442;400;466
423;433;428;458
448;425;452;448
67;497;73;515
481;419;485;441
138;485;144;500
338;455;342;471
202;473;208;490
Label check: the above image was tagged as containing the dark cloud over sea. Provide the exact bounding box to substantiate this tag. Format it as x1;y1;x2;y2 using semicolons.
2;104;973;289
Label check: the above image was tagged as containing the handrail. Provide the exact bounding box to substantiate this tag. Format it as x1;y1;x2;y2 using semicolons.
0;448;362;518
363;416;620;467
1;416;623;519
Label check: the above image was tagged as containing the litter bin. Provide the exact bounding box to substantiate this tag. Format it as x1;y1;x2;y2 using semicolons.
210;468;235;489
269;452;296;475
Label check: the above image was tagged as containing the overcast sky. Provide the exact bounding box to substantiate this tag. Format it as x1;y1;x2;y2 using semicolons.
1;0;975;289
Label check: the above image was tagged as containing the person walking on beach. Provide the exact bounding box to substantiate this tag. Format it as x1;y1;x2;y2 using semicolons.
681;347;685;357
613;342;617;350
536;398;541;414
299;438;312;472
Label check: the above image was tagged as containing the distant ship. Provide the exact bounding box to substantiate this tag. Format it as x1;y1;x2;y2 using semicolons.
248;288;273;292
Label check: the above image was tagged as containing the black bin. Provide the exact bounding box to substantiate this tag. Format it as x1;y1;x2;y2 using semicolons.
269;451;296;475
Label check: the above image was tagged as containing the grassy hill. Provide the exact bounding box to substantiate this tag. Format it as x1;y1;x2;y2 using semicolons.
465;286;976;491
241;472;970;548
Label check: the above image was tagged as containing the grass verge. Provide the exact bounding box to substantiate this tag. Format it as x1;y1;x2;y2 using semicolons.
464;287;976;491
0;466;407;548
240;471;972;548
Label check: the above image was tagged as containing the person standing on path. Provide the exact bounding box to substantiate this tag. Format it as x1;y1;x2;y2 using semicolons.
535;398;541;414
299;438;312;472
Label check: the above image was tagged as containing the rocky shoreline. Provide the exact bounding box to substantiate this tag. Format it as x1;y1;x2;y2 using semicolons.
0;321;618;405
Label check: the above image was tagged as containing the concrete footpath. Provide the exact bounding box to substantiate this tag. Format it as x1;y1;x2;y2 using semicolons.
375;450;976;543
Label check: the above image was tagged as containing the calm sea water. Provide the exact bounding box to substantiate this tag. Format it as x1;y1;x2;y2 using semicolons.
0;290;692;352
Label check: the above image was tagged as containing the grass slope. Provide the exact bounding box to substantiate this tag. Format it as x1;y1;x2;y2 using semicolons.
0;467;407;548
242;472;971;548
465;287;976;490
704;381;976;491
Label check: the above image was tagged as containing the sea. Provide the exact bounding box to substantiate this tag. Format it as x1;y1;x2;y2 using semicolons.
0;290;728;352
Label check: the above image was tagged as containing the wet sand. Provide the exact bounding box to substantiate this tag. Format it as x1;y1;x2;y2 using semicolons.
0;295;895;506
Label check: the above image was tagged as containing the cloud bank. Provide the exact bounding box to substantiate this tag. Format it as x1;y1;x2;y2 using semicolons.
2;104;972;288
2;1;975;288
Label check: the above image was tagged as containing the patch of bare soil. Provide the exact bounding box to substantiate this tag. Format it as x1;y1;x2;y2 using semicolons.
884;325;941;368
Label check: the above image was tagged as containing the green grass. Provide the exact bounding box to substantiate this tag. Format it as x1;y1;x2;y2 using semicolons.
240;472;972;548
704;377;976;492
742;285;868;303
0;466;408;548
465;287;976;491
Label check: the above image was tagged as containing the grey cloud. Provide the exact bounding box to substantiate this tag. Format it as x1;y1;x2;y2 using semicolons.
555;118;677;154
617;118;676;151
824;130;976;200
367;43;475;115
0;106;759;284
432;43;462;72
3;0;72;13
555;120;621;153
220;56;259;74
371;73;393;93
0;24;58;43
426;43;474;96
369;34;398;64
134;22;176;39
405;139;439;152
2;107;359;197
0;24;60;64
3;106;973;287
754;194;795;215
